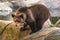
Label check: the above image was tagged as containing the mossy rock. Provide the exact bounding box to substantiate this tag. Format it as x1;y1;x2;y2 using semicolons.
0;21;31;40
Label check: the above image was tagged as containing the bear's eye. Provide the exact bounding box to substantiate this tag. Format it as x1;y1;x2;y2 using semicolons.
12;14;15;17
19;15;23;18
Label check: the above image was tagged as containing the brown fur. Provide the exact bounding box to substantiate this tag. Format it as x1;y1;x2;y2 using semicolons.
12;4;50;34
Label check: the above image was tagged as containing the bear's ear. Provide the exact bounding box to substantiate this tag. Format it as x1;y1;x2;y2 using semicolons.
18;7;28;12
12;14;15;17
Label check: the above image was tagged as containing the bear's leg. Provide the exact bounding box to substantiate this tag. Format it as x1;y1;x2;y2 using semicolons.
28;21;38;34
36;19;43;31
20;23;29;31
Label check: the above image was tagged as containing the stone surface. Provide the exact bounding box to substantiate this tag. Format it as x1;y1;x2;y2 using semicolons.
23;27;60;40
0;20;60;40
45;29;60;40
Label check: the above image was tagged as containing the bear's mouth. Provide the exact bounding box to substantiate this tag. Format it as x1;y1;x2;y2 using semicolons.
15;22;25;29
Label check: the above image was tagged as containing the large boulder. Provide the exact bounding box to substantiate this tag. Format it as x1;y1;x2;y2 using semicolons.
0;20;30;40
23;27;60;40
0;2;12;20
0;18;51;40
0;19;60;40
45;28;60;40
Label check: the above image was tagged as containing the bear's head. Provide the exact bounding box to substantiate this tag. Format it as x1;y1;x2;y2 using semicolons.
12;12;26;27
12;7;33;27
12;9;28;27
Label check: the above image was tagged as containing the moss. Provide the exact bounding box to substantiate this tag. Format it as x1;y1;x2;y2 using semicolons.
50;17;60;24
50;24;55;27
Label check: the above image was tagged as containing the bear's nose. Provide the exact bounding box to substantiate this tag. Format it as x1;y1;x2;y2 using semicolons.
17;21;20;22
15;20;20;23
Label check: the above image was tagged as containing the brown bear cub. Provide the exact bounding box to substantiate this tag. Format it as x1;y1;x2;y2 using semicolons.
12;4;50;34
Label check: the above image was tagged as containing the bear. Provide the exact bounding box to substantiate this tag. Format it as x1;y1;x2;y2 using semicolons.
12;4;50;34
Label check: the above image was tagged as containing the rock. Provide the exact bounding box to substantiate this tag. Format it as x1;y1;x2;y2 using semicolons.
23;27;60;40
0;20;60;40
45;28;60;40
0;20;30;40
0;3;12;16
0;18;51;40
41;18;51;30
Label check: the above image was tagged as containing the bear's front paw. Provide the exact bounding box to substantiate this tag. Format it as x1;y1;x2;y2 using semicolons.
20;27;26;31
20;27;29;31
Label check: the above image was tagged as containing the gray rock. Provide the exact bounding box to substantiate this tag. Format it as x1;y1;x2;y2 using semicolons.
23;27;60;40
45;28;60;40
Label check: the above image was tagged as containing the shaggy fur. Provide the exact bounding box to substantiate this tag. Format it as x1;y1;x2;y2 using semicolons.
12;4;50;34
